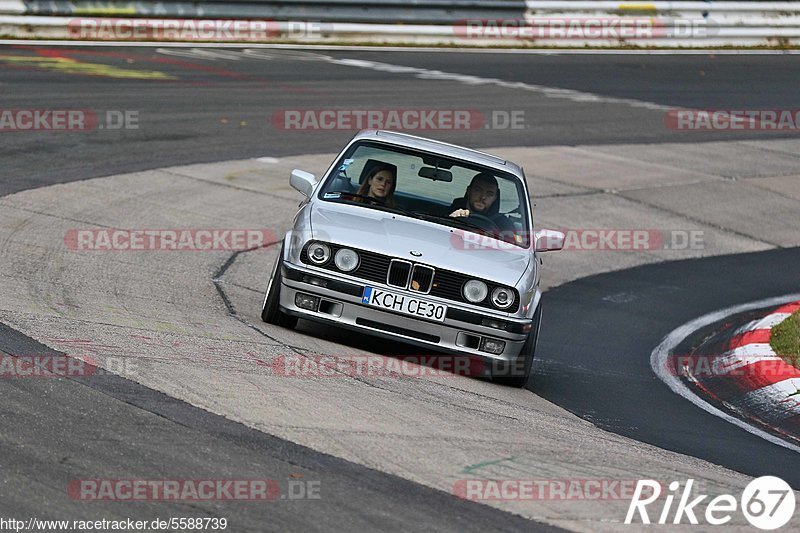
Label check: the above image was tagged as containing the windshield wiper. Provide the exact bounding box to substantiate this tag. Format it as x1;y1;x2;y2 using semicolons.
418;212;498;237
384;206;429;221
329;193;430;221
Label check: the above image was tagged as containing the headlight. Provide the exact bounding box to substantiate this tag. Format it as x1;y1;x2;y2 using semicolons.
334;248;359;272
307;242;330;265
491;287;514;309
463;280;488;303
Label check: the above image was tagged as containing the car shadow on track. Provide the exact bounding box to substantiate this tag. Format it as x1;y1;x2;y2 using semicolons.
291;319;498;383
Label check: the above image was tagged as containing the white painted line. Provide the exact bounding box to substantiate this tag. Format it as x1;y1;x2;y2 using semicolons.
156;47;244;61
144;46;688;112
256;157;279;164
651;293;800;453
326;57;672;111
241;48;323;61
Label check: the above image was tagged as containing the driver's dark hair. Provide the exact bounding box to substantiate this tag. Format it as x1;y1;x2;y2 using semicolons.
356;162;396;207
462;172;500;215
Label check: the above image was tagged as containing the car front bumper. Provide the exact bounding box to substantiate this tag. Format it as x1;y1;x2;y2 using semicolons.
278;261;533;364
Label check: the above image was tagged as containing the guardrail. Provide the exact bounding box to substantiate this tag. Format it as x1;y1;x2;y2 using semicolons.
1;1;799;46
10;0;528;23
0;0;25;15
522;1;800;45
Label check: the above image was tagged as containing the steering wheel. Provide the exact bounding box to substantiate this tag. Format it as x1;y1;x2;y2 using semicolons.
466;212;501;232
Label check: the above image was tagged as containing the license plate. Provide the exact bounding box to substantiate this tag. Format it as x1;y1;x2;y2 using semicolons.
362;286;447;322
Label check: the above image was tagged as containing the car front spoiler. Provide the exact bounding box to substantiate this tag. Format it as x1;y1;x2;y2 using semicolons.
278;261;533;364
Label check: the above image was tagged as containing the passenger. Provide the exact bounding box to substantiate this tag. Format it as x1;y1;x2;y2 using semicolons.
448;172;512;231
355;163;396;208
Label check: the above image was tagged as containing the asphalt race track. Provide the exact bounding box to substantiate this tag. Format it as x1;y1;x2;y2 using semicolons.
538;247;800;486
1;44;800;531
0;323;555;532
3;46;800;195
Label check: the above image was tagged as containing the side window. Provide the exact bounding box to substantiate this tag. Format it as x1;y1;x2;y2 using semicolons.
341;146;382;188
497;179;520;215
446;167;476;205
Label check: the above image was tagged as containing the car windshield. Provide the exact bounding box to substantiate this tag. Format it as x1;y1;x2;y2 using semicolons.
319;141;531;248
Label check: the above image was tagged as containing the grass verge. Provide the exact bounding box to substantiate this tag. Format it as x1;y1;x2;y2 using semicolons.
771;309;800;369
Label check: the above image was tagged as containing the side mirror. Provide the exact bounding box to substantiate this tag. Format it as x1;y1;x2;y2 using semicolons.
290;169;317;198
535;229;565;252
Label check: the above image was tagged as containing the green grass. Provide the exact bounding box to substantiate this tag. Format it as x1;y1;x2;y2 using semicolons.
771;310;800;369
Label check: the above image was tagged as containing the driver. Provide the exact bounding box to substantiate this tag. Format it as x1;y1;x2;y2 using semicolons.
448;172;512;232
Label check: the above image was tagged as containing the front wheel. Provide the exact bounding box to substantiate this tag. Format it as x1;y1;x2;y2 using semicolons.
261;244;298;329
490;303;542;388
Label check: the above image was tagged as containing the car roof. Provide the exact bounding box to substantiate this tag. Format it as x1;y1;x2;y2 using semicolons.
351;130;525;178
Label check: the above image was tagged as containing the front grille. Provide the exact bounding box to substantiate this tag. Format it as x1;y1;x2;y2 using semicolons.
300;242;519;312
429;271;469;302
387;260;412;288
355;252;389;283
410;265;434;293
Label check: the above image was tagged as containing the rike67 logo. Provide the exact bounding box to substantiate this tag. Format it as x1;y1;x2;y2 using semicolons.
626;477;795;530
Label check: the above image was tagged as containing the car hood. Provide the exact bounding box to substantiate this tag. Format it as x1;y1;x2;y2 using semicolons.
310;202;530;286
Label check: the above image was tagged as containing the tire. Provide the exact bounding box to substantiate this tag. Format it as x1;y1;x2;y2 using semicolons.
491;302;542;388
261;244;298;329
